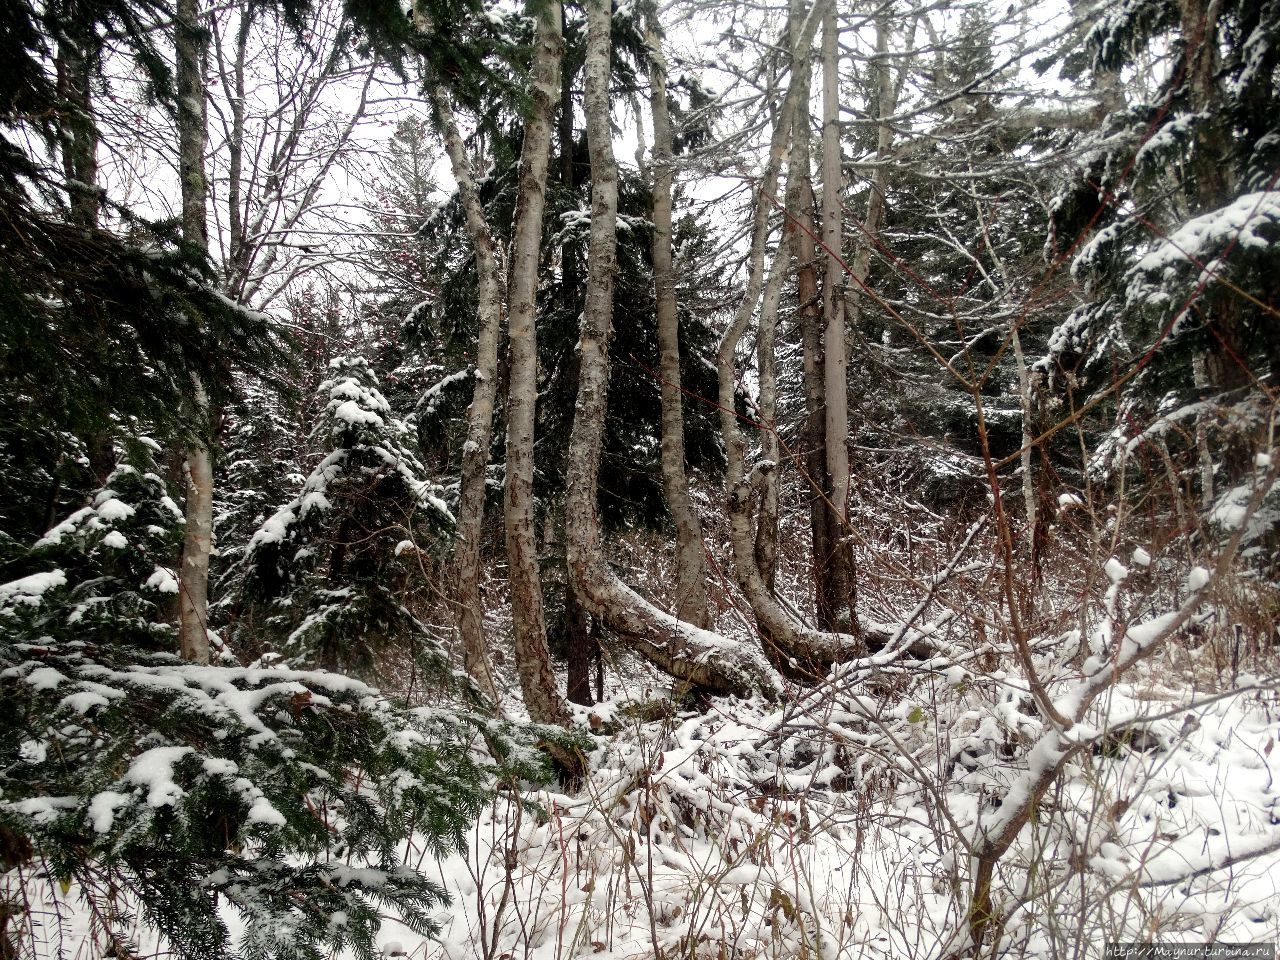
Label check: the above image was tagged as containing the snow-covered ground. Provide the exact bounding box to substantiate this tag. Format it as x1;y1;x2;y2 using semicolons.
14;661;1280;960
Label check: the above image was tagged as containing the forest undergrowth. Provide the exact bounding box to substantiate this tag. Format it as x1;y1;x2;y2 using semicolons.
14;449;1279;960
3;0;1279;952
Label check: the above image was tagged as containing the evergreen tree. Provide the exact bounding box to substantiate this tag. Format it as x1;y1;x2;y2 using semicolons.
0;0;572;955
0;414;550;958
239;356;456;679
1042;0;1280;530
1;596;547;959
10;440;185;652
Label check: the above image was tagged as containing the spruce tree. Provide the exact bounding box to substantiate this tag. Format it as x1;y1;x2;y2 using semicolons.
1042;0;1280;528
239;356;457;680
0;3;552;952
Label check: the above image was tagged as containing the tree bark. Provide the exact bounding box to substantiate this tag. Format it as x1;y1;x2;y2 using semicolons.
558;2;578;304
426;83;504;703
787;50;840;628
798;178;840;627
504;0;571;725
564;0;777;699
556;22;598;701
54;14;101;230
177;0;213;665
647;15;711;627
217;2;253;290
818;0;856;635
711;0;902;677
564;579;594;706
55;13;114;482
753;222;789;591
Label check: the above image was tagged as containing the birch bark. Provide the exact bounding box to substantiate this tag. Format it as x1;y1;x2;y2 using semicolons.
564;0;776;698
503;0;571;724
647;15;711;628
426;83;504;702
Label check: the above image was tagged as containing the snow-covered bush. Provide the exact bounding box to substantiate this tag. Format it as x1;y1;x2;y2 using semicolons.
15;450;185;652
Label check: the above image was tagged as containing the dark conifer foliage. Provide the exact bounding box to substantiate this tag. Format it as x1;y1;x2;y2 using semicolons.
238;356;457;678
0;0;287;455
2;0;1278;952
0;0;550;955
1;639;548;959
1043;0;1280;490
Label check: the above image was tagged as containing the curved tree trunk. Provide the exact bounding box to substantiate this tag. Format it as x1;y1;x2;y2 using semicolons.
564;0;777;700
647;15;711;629
426;83;504;703
176;0;213;665
503;0;571;725
713;0;900;678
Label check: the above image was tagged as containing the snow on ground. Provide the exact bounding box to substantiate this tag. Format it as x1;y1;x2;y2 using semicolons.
10;665;1280;960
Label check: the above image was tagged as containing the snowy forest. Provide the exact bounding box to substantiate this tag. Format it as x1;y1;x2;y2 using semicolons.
1;0;1278;953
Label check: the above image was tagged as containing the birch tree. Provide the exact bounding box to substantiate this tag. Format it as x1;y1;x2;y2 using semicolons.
646;10;711;629
176;0;214;665
503;0;572;725
423;83;504;701
565;0;776;697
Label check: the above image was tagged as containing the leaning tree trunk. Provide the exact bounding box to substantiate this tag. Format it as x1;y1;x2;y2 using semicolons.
564;0;776;699
646;15;711;628
176;0;213;665
426;83;504;702
503;0;571;725
818;0;857;636
713;0;900;678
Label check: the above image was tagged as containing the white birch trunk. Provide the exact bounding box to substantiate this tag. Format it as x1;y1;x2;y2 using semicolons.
647;16;711;628
426;83;504;702
564;0;777;698
503;0;571;725
177;0;212;665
